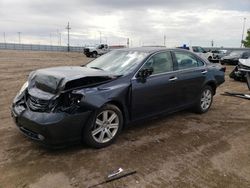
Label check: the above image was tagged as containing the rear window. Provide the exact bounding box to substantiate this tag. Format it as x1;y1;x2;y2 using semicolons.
174;51;204;70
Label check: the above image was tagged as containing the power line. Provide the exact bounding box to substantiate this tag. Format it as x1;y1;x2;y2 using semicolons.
66;22;71;52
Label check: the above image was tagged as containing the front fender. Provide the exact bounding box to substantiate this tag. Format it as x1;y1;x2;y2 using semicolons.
75;83;131;122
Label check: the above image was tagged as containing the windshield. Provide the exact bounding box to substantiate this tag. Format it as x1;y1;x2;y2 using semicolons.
229;51;244;56
86;50;149;75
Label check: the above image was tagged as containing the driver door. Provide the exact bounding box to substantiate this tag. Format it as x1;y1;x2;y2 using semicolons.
131;51;181;120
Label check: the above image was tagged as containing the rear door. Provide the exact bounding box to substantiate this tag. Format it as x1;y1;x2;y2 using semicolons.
131;51;181;120
172;51;207;106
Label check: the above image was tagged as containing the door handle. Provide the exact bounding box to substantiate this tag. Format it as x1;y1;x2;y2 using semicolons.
169;76;178;81
201;70;208;74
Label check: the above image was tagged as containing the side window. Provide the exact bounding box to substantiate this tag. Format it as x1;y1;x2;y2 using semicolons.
198;47;206;53
192;47;199;52
174;52;202;70
142;52;173;75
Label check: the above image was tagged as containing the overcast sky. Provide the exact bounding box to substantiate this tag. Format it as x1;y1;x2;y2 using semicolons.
0;0;250;47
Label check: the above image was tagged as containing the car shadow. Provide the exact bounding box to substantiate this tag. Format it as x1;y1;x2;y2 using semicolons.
35;109;193;155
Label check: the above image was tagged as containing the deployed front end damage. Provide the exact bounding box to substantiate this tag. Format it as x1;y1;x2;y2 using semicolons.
229;59;250;83
11;66;118;147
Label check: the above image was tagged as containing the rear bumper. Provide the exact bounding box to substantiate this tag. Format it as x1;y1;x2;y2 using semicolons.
11;105;92;148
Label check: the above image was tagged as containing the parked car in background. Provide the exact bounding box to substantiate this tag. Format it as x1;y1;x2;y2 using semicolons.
211;50;228;61
178;45;213;61
221;50;250;65
230;57;250;82
11;47;225;148
84;44;109;58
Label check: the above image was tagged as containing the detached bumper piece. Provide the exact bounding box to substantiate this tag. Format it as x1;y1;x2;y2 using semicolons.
222;92;250;100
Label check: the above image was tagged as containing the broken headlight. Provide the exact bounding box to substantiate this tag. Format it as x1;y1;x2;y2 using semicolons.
57;91;84;113
66;92;84;106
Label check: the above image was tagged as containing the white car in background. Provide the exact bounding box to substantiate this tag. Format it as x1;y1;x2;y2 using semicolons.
178;45;213;61
189;46;213;61
83;44;109;58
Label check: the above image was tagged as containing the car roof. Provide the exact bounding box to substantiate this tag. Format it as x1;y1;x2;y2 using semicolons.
116;47;186;54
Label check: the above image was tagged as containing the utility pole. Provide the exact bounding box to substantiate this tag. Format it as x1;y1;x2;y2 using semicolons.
3;32;6;43
164;35;166;47
59;32;62;46
18;32;21;44
57;29;60;46
241;17;246;48
50;33;52;46
66;22;71;52
99;31;102;44
3;32;6;49
127;38;130;48
211;40;214;47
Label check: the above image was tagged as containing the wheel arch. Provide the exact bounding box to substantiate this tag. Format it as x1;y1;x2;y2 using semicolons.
105;100;128;127
205;81;217;95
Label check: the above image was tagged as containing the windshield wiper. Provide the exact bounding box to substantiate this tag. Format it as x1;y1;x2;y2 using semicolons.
90;66;104;71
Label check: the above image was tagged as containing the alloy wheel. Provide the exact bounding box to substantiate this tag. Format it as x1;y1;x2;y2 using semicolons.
200;89;212;111
91;110;119;143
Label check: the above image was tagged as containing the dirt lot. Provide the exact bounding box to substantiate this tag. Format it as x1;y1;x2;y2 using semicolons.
0;50;249;188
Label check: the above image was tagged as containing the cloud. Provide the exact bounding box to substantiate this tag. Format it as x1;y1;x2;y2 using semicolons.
0;0;249;47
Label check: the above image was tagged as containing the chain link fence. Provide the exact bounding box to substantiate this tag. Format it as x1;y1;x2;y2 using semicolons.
0;43;84;52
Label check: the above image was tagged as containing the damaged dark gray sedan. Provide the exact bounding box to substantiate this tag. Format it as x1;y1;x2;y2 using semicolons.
11;47;225;148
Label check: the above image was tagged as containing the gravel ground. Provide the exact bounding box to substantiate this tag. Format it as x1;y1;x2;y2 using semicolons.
0;50;249;188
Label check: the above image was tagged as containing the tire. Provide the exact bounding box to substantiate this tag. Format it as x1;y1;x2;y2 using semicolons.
82;104;123;148
208;56;212;61
193;85;213;114
92;51;97;58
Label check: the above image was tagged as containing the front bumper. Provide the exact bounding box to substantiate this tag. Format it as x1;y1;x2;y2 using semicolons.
11;104;92;147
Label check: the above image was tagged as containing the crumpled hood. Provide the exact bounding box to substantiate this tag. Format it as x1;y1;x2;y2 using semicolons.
223;55;240;60
28;66;116;99
239;59;250;68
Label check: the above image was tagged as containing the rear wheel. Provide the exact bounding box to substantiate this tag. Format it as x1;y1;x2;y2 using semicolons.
193;86;213;114
82;104;123;148
92;51;97;58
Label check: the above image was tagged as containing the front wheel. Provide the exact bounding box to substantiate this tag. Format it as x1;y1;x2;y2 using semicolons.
193;86;213;114
82;104;123;148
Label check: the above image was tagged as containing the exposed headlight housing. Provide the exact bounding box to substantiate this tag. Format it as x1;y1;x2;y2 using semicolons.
18;81;28;96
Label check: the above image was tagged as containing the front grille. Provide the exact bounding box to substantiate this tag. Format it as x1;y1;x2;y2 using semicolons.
27;95;52;112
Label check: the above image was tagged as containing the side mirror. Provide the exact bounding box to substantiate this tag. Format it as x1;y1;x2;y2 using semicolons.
137;68;153;79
